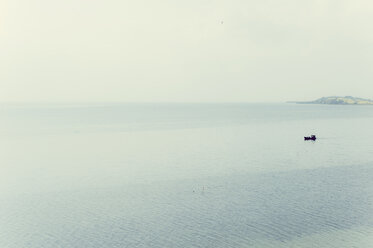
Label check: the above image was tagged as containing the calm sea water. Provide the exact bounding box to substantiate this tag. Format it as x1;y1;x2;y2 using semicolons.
0;103;372;247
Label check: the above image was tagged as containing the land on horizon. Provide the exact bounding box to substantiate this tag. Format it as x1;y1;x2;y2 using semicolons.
289;96;373;105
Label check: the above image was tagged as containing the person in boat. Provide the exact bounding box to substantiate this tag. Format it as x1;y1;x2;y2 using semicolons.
304;135;316;140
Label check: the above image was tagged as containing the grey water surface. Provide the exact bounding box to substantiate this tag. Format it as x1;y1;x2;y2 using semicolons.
0;103;372;247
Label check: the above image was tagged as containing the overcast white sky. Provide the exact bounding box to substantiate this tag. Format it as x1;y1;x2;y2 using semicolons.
1;0;372;102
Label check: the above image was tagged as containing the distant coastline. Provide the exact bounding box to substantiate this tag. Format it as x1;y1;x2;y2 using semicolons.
289;96;373;105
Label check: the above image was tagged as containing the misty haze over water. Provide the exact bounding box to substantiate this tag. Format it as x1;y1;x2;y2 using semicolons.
0;103;372;247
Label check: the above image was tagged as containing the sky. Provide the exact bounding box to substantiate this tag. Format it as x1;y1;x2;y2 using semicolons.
1;0;372;102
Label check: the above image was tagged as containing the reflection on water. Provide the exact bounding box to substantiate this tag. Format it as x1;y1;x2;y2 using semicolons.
0;103;372;247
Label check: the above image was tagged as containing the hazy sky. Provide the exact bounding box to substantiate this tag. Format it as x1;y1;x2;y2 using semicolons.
1;0;372;102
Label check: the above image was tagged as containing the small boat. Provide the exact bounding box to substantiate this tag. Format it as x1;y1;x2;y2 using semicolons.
304;135;316;141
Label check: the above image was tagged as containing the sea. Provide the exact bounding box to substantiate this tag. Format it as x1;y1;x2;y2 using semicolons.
0;103;372;248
